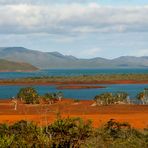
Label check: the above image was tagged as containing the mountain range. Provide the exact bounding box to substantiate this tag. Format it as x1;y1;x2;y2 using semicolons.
0;59;38;71
0;47;148;69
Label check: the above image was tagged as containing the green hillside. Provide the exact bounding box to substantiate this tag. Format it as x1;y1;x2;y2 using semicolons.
0;59;38;71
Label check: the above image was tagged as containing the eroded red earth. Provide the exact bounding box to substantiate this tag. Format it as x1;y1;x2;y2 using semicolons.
0;99;148;129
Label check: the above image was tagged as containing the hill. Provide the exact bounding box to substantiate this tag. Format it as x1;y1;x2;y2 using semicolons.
0;47;148;69
0;59;38;72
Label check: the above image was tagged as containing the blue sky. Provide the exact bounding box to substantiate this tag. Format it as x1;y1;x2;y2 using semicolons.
0;0;148;59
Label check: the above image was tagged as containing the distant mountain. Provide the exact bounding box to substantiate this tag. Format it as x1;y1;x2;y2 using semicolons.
0;59;38;72
0;47;148;69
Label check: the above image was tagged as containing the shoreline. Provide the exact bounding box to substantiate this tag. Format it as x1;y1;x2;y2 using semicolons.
0;80;148;86
56;85;106;90
0;70;39;72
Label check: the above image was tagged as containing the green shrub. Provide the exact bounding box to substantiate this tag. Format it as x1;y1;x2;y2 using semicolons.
0;118;147;147
17;87;39;104
47;117;93;147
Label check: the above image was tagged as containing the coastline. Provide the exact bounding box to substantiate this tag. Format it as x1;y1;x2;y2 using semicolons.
0;80;148;86
0;70;39;72
56;85;106;90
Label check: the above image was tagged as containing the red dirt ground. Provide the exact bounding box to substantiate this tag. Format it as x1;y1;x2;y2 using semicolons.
56;85;106;90
0;80;148;86
0;99;148;129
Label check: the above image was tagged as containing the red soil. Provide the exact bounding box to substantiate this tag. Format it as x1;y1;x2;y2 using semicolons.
0;80;148;86
0;99;148;129
56;85;106;90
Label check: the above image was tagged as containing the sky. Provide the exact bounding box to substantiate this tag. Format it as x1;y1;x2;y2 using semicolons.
0;0;148;59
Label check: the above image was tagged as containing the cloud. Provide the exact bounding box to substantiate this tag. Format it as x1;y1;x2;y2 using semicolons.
0;3;148;35
0;0;93;5
66;47;103;58
80;48;102;58
133;49;148;56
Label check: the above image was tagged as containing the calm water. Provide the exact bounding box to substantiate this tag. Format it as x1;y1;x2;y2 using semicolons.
0;68;148;79
0;69;148;102
0;84;148;103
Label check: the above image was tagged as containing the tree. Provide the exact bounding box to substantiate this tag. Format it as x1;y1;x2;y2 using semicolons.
94;93;113;105
53;91;64;101
57;91;63;101
17;87;39;104
114;92;129;103
11;97;18;110
43;93;55;104
137;92;145;104
94;92;129;106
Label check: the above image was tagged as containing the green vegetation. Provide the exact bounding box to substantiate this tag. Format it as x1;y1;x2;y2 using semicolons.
43;91;63;104
17;87;148;105
47;117;93;147
137;88;148;105
94;92;129;105
0;59;38;71
137;92;145;104
17;87;63;104
17;87;39;104
0;74;148;84
83;119;148;148
0;118;148;147
43;93;56;104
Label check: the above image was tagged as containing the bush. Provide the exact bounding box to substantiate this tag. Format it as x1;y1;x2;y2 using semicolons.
82;119;147;148
94;92;129;105
0;120;51;147
0;118;147;147
17;87;39;104
47;117;93;147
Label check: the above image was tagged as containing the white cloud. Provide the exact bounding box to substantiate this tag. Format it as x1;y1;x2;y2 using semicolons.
0;0;45;5
0;0;94;5
0;4;148;35
66;48;102;58
81;48;102;58
133;49;148;56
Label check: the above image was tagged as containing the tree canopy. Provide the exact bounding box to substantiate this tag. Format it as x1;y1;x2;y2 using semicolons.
17;87;39;104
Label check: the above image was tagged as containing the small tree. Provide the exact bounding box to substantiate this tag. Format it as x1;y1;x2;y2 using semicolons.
114;92;129;103
17;87;39;104
54;91;64;101
137;92;145;104
43;93;55;104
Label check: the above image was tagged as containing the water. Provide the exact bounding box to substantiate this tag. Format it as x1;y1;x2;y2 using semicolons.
0;68;147;102
0;84;148;103
0;68;147;79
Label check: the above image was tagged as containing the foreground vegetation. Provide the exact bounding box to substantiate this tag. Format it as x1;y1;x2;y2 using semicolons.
0;117;148;148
